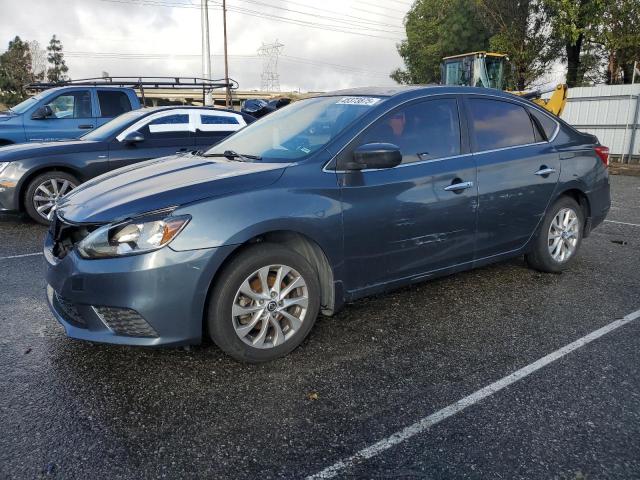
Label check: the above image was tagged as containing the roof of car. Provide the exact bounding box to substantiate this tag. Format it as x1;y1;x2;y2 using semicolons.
137;105;246;115
323;85;431;97
320;85;518;98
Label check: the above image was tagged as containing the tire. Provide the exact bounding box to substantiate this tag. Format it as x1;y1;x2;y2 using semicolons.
24;171;79;225
207;243;321;363
525;195;584;273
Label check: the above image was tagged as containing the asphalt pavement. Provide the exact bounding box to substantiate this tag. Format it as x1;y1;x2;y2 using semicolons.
0;174;639;479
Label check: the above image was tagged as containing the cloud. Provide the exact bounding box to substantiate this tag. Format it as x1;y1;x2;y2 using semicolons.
0;0;409;92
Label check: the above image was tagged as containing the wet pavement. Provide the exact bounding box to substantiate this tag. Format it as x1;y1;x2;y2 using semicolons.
1;174;639;479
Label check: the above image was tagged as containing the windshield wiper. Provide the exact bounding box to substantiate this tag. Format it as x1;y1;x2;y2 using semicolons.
206;150;262;162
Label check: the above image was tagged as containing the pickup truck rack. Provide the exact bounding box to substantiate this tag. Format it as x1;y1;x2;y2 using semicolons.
26;76;239;105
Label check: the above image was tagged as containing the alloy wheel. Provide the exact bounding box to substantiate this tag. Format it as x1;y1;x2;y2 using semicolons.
232;264;309;349
32;178;76;220
547;207;580;263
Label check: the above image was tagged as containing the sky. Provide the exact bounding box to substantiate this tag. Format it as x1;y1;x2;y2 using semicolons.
0;0;410;92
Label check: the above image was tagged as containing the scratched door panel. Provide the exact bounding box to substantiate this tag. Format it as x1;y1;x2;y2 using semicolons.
339;97;478;291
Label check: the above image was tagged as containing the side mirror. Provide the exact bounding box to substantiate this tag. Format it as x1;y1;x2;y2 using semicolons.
122;131;145;144
31;105;53;120
348;143;402;170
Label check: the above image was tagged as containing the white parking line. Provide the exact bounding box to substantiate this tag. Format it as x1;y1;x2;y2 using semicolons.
307;308;640;479
605;219;640;227
0;252;42;260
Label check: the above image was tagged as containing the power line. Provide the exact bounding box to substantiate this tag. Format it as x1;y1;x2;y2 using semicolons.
229;0;405;32
63;51;392;77
353;0;409;16
93;0;405;41
248;0;405;29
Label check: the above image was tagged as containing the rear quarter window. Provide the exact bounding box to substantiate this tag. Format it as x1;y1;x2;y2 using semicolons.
468;98;536;151
528;108;558;141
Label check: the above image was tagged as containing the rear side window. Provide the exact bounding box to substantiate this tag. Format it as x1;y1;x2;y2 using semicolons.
529;108;558;141
359;98;461;164
201;114;240;125
98;91;132;118
468;98;536;151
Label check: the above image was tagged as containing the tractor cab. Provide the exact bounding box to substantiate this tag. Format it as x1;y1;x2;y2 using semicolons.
441;52;509;90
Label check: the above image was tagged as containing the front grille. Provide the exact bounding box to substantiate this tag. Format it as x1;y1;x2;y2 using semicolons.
93;307;158;338
54;292;87;327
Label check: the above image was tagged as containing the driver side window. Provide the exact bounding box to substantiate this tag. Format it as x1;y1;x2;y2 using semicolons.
359;98;461;164
138;114;191;140
45;91;92;119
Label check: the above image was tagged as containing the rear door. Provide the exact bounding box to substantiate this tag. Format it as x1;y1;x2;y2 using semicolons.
337;96;478;293
96;90;133;126
24;89;96;141
466;96;560;259
108;111;195;170
194;110;248;149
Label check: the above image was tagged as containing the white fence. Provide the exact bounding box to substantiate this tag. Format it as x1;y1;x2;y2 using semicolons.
558;84;640;163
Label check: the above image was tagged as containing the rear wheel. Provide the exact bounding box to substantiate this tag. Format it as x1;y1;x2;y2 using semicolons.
24;171;79;225
525;196;584;273
207;244;321;363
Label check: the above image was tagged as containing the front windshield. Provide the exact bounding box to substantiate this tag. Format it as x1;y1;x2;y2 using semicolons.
81;109;149;141
205;95;383;161
6;94;43;114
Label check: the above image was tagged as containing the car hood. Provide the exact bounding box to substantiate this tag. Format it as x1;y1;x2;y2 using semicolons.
0;113;14;122
0;139;104;160
56;154;289;224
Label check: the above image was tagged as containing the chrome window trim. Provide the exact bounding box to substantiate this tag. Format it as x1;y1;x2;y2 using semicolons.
468;140;549;156
331;153;473;174
322;90;560;174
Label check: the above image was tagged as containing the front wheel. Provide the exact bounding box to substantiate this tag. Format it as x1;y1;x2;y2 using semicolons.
207;244;321;363
525;196;584;273
24;171;79;225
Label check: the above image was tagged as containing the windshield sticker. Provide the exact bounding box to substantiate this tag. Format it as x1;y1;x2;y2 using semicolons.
336;97;381;106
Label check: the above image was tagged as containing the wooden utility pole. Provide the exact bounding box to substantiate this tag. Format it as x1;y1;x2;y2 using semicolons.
223;0;231;108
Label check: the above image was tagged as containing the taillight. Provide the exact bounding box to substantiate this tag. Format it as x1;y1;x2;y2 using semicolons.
594;146;609;167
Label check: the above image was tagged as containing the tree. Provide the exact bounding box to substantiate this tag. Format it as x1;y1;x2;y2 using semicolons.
476;0;561;90
391;0;492;84
0;36;34;106
28;40;47;81
46;35;69;83
600;0;640;84
544;0;607;87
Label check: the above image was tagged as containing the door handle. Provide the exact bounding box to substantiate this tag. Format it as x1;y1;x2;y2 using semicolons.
535;167;556;176
444;181;474;192
78;124;94;129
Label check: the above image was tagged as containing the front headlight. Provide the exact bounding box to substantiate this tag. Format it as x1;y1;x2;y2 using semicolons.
77;214;191;259
0;162;10;175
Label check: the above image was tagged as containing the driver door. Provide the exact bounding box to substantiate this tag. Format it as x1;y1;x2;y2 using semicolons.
108;112;196;170
337;97;478;294
24;90;96;141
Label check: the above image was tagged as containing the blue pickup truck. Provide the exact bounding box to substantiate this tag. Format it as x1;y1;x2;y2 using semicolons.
0;87;141;146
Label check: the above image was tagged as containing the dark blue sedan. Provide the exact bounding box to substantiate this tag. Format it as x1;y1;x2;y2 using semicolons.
44;86;611;362
0;106;254;223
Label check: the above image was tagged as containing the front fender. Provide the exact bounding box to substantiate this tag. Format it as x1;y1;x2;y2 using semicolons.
0;119;26;144
170;164;343;270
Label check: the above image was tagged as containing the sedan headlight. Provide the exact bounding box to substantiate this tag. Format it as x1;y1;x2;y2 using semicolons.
77;213;191;259
0;162;10;175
